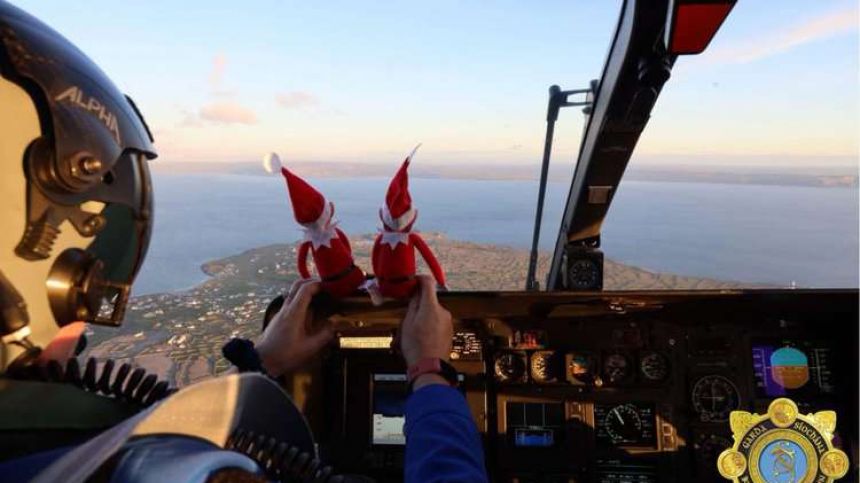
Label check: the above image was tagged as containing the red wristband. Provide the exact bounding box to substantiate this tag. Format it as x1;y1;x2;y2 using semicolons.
406;358;458;388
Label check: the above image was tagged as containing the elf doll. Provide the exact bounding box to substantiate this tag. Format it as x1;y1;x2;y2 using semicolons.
371;146;447;298
280;165;365;297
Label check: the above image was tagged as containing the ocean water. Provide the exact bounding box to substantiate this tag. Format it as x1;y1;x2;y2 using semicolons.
133;173;859;295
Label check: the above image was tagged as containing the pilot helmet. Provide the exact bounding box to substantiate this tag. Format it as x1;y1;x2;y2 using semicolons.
0;2;157;371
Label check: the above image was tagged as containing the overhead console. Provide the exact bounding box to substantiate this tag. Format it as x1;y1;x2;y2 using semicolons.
300;290;858;482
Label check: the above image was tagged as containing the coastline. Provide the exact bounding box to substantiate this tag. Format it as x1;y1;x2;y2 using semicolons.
151;162;859;189
85;233;761;387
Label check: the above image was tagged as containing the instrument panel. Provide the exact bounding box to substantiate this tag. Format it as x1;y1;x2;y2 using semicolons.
310;290;858;482
594;402;656;446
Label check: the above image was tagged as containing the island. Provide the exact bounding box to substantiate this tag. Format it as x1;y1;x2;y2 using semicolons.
85;234;754;387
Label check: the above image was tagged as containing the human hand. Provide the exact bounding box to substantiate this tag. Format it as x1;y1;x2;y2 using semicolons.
398;275;453;369
255;278;334;377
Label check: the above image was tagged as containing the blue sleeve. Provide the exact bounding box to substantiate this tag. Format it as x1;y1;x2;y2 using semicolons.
404;384;488;483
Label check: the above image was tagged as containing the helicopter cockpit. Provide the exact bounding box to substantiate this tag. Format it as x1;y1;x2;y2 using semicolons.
1;1;857;482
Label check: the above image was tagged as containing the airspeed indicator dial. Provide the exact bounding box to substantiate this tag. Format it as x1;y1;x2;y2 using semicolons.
605;404;642;444
494;351;527;383
595;403;656;446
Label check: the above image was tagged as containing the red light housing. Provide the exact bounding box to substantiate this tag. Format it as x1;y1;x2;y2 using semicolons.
665;0;737;55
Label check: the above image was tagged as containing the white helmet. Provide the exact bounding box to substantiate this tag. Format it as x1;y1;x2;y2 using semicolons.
0;2;157;371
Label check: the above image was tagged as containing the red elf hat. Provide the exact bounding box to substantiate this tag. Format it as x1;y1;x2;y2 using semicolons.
381;145;420;230
281;167;331;227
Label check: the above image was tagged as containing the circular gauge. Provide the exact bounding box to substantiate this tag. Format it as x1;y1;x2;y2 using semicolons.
602;352;631;384
566;352;595;384
494;352;526;382
603;404;643;444
695;433;733;467
692;375;741;422
640;352;670;382
530;351;556;383
566;258;600;290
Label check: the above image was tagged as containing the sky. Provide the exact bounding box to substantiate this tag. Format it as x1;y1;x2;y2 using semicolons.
10;1;860;168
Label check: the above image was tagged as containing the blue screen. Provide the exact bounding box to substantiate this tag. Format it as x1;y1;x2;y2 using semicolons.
514;429;554;447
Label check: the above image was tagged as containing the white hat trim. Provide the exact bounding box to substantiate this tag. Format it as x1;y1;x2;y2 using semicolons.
301;201;338;249
381;204;416;231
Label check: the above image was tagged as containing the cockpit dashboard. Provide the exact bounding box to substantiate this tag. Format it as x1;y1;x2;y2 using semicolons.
280;289;859;482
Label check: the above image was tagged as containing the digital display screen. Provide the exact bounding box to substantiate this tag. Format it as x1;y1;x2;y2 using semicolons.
371;373;465;446
506;401;564;448
514;428;555;447
372;374;408;445
751;340;835;398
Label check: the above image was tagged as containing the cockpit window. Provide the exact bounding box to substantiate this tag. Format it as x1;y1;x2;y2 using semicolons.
27;1;850;386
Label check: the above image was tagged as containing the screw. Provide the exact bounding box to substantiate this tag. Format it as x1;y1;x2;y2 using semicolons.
81;215;105;236
80;157;103;175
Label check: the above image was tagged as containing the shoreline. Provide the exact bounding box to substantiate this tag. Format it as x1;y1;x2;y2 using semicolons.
87;234;766;387
146;233;765;300
150;163;859;189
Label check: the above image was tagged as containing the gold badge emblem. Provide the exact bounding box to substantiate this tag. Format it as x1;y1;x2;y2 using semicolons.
717;398;850;482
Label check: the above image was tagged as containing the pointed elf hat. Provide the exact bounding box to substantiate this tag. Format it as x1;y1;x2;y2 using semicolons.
381;144;421;230
281;166;331;227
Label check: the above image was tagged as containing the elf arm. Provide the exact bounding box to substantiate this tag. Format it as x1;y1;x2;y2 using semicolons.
297;241;311;279
410;233;447;288
336;228;354;256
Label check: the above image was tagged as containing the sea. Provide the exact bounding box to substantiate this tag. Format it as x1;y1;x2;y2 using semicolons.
133;173;859;295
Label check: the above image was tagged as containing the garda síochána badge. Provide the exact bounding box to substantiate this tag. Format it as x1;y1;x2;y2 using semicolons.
717;398;849;482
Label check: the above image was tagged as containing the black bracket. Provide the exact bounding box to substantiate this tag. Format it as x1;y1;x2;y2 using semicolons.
525;82;597;291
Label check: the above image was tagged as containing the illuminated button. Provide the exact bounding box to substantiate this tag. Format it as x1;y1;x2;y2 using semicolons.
338;336;393;349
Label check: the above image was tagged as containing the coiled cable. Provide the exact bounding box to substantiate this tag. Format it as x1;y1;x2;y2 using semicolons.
11;356;174;407
226;428;344;483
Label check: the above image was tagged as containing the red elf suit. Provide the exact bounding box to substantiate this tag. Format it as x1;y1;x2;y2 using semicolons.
281;167;365;297
371;147;446;299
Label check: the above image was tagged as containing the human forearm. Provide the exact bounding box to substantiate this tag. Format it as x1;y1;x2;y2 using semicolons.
411;373;448;391
404;385;487;483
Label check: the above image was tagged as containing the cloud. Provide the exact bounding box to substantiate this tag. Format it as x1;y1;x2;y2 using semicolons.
178;108;202;127
276;91;321;109
199;100;258;125
706;6;858;65
176;55;258;126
